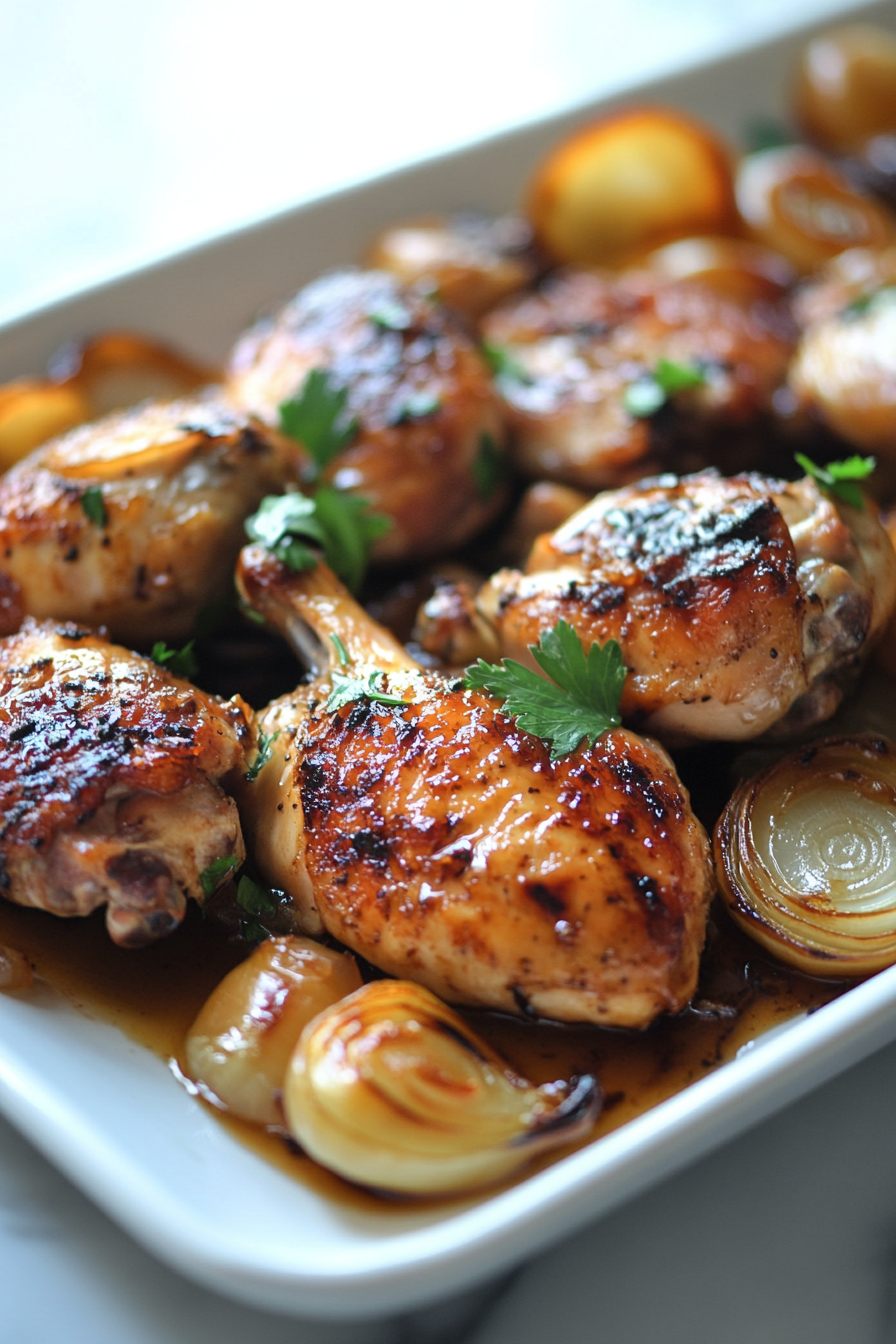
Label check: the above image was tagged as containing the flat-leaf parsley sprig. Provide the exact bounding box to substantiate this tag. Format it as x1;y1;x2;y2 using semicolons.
464;620;626;760
278;368;359;478
623;357;707;420
794;452;876;510
245;488;391;594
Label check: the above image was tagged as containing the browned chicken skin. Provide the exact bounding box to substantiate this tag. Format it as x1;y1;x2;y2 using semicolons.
479;471;896;742
0;392;300;647
234;548;713;1029
480;267;796;489
0;619;252;945
226;269;508;562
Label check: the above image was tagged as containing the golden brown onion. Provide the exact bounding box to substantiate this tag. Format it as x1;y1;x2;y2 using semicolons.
793;24;896;155
736;146;894;274
185;936;362;1125
283;980;599;1195
716;736;896;976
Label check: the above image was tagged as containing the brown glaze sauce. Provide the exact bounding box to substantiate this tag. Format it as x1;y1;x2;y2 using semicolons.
0;886;849;1209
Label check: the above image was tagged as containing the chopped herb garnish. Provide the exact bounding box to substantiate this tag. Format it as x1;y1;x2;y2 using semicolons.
389;390;441;424
464;620;626;761
81;485;107;528
744;118;794;153
150;639;199;681
199;853;240;896
242;920;270;945
795;453;876;510
330;633;350;667
238;600;267;627
245;488;391;594
278;368;359;476
236;874;279;916
481;340;532;386
245;727;280;782
842;285;896;320
368;299;413;331
624;357;707;420
326;669;407;715
472;431;505;501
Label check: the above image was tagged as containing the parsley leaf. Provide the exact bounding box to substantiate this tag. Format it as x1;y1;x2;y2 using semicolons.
330;633;350;667
81;485;107;528
842;285;896;320
245;727;279;782
278;368;359;475
368;300;413;331
199;853;240;896
464;620;626;761
150;639;199;681
245;488;391;594
389;391;441;424
744;117;794;153
236;874;279;917
472;431;505;501
481;340;532;386
623;357;707;419
326;669;407;715
795;452;876;510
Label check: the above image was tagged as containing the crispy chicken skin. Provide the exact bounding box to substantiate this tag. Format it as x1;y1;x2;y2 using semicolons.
0;619;252;946
480;471;896;743
0;392;300;648
234;548;713;1029
480;267;796;489
226;269;507;562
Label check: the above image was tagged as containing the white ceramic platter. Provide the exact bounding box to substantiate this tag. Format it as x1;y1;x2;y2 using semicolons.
0;0;894;1321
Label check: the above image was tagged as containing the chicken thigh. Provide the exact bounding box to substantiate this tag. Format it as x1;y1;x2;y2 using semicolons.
479;470;896;742
0;619;252;945
0;392;300;647
234;547;713;1029
226;269;507;562
480;266;796;490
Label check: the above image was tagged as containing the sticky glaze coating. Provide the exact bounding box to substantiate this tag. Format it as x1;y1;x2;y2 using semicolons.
480;267;796;489
235;548;713;1029
0;619;252;945
226;269;507;562
480;471;896;742
0;392;300;648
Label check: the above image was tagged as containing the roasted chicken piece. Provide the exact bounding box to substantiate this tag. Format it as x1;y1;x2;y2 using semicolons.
480;265;796;490
789;246;896;459
478;470;896;743
0;619;252;946
365;212;537;322
0;392;300;648
226;269;507;562
234;548;713;1029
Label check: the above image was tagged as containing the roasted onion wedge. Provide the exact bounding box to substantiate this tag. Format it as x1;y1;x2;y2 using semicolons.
716;735;896;976
283;980;600;1196
186;935;362;1126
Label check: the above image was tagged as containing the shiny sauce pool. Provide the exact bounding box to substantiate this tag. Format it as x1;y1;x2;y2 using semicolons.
0;891;848;1207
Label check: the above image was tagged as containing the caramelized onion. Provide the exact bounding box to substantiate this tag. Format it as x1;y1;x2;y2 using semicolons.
185;936;362;1125
283;980;600;1195
716;736;896;976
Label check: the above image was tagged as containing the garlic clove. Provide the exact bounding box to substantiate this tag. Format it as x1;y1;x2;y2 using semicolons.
283;979;600;1196
716;735;896;976
185;935;362;1125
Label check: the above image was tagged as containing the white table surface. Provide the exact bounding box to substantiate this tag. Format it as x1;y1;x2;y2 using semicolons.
2;1;895;1340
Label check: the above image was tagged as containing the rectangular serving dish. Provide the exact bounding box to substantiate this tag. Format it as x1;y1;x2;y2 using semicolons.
0;0;894;1321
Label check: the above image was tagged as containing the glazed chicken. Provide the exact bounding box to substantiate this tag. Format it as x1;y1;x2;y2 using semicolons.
234;547;713;1029
477;470;896;742
365;211;538;322
226;268;507;562
789;246;896;460
480;265;797;490
0;392;300;647
0;619;252;945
